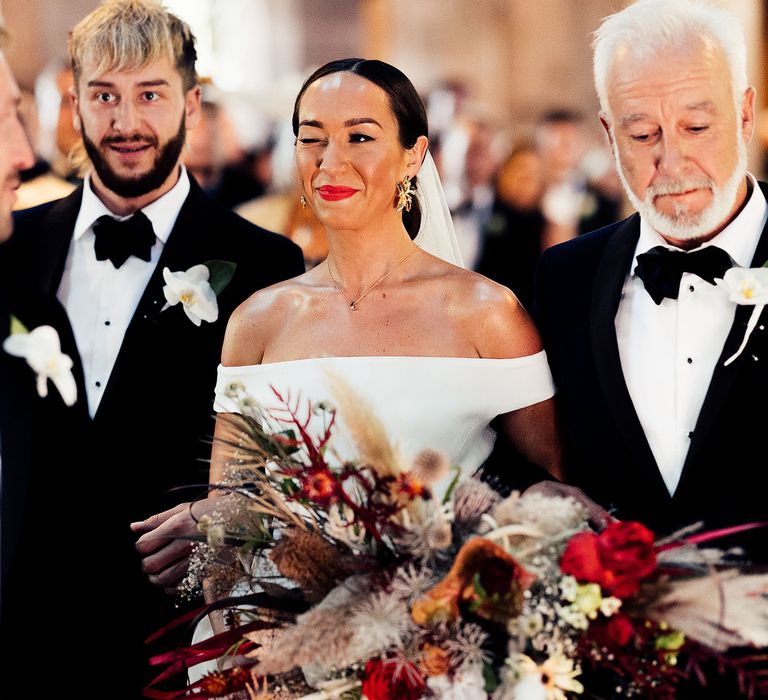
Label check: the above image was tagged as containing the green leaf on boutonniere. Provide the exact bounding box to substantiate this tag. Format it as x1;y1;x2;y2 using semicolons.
204;260;237;296
10;315;29;335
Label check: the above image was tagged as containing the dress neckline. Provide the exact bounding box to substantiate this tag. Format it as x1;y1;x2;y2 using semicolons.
218;350;547;371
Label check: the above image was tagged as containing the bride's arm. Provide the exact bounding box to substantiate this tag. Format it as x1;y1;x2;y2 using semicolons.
497;399;564;481
470;277;564;481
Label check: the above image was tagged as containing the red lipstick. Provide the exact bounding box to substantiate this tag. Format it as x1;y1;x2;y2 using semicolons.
317;185;358;201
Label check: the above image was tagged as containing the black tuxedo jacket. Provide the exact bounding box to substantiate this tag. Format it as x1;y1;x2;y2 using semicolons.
0;178;304;695
533;183;768;558
0;289;37;620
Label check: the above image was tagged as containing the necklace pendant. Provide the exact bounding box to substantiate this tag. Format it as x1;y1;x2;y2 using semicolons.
350;301;358;310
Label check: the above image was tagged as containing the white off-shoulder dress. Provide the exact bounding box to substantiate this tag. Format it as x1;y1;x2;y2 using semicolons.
213;352;555;501
190;351;555;680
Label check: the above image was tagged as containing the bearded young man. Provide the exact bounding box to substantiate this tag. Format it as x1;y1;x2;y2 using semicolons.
533;0;767;561
0;0;303;694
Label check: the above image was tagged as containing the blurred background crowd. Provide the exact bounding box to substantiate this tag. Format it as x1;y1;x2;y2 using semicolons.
3;0;768;306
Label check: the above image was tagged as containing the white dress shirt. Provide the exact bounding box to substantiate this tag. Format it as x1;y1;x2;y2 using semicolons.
57;166;191;417
615;174;766;496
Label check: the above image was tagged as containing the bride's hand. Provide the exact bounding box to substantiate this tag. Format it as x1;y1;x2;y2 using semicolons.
131;497;226;594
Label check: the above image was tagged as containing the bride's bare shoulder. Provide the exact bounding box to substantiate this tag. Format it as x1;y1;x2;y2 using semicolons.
437;264;541;358
222;273;316;365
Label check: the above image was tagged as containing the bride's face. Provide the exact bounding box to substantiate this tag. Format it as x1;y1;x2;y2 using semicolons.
295;72;416;232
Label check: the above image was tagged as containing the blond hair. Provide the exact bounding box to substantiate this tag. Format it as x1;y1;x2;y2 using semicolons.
69;0;197;92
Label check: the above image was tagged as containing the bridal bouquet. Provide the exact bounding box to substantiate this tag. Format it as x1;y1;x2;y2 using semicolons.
145;382;768;700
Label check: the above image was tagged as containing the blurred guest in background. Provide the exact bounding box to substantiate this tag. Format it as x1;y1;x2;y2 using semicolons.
445;118;498;269
236;121;327;268
475;142;546;309
14;88;76;209
537;108;620;248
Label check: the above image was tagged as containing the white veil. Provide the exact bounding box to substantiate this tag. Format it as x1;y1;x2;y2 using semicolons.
413;151;465;267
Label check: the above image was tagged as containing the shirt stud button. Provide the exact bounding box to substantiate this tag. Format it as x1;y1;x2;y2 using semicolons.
686;357;693;364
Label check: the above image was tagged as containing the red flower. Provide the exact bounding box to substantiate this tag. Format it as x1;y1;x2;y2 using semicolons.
560;521;656;597
301;467;337;506
589;613;636;648
396;472;429;500
362;658;425;700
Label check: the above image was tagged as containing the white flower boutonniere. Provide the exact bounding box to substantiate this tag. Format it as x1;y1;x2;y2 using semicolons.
3;319;77;406
161;260;236;327
716;266;768;366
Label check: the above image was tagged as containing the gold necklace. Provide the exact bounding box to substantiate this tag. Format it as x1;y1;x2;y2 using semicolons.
327;245;419;311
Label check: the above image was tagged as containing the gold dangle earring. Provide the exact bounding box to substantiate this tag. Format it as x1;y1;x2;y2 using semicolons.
395;175;415;212
300;194;307;208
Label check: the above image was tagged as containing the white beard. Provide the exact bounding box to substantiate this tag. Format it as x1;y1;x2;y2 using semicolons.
614;136;748;241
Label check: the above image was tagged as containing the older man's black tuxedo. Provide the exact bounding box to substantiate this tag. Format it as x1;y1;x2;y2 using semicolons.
0;178;304;696
533;183;768;559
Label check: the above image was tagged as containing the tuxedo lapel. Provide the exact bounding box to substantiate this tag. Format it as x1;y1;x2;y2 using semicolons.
94;182;210;419
590;215;672;502
9;188;89;415
678;186;768;491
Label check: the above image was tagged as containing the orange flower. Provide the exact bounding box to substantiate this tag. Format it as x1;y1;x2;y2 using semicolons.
397;472;428;500
420;643;452;676
301;467;336;506
412;537;535;626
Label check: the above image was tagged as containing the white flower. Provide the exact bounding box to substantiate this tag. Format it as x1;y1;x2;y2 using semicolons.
162;264;218;326
428;661;487;699
600;596;622;617
717;267;768;366
507;652;584;700
3;325;77;406
717;267;768;305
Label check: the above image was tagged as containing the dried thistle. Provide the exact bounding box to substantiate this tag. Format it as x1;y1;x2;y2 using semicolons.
409;448;450;486
453;478;500;532
269;528;359;603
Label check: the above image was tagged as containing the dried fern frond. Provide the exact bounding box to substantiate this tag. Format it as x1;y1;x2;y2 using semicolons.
645;570;768;652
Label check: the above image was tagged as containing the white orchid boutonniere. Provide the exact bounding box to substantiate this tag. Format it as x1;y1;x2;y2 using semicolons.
3;318;77;406
161;260;236;327
716;266;768;366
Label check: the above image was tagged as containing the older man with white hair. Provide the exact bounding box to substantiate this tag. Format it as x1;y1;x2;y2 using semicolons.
534;0;767;563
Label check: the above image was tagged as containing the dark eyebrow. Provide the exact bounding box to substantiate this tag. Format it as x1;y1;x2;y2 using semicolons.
344;117;382;128
298;117;383;129
86;79;170;89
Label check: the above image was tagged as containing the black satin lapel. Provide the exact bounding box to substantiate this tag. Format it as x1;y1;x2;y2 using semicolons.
95;182;210;417
133;178;209;322
590;215;671;499
680;186;768;484
32;187;83;298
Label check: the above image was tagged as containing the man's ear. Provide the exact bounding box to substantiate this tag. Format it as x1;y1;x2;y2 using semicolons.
741;86;756;144
599;111;615;152
69;87;81;132
599;112;613;145
184;85;202;130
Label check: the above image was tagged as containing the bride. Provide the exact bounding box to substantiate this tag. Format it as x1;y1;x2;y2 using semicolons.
135;57;565;686
133;58;564;592
210;57;563;495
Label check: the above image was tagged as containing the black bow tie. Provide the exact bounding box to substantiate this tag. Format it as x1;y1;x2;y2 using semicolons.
92;211;156;269
634;244;733;305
